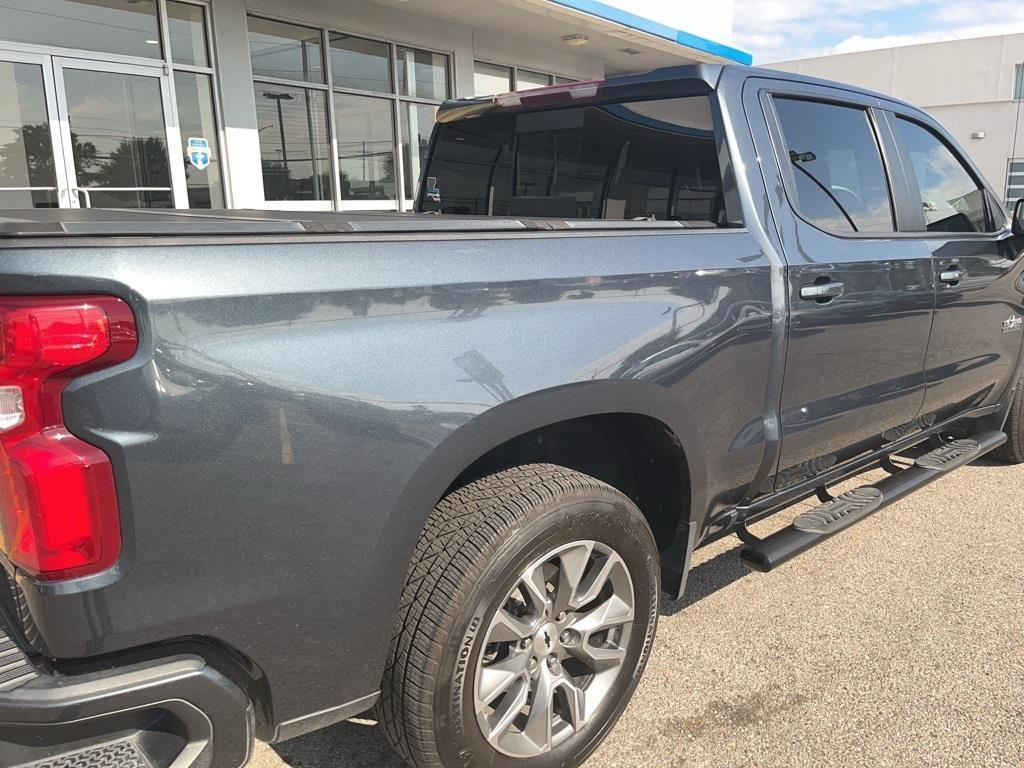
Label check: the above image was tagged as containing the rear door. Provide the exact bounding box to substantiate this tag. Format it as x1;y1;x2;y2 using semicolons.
746;80;935;490
888;113;1024;421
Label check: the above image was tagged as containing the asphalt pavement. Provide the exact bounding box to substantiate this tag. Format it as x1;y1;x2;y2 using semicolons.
251;458;1024;768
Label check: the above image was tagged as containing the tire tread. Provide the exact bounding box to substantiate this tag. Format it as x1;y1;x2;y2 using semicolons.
377;464;634;768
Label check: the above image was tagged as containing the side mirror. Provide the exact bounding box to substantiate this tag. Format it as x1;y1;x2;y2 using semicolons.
1013;199;1024;236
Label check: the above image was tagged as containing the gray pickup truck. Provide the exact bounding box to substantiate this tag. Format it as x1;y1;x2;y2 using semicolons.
1;63;1023;768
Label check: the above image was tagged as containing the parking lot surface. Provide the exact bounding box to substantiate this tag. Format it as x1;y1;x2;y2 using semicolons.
251;459;1024;768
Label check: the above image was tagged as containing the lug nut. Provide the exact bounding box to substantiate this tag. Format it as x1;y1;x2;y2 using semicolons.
528;656;539;673
559;629;579;645
556;612;567;622
520;638;530;650
546;655;561;673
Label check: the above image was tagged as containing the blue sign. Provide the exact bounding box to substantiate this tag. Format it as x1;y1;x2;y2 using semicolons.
188;137;210;171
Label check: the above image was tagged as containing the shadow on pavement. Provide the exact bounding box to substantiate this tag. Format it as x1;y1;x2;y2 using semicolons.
661;543;749;617
270;717;402;768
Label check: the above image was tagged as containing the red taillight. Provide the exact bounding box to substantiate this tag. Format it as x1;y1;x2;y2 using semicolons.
0;296;137;581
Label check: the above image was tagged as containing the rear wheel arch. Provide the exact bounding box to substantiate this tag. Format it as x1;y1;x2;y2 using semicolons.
378;382;706;638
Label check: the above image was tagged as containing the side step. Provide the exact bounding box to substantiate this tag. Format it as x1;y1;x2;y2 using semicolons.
740;431;1006;573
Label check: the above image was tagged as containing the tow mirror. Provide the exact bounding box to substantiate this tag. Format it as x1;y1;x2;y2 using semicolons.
1013;199;1024;236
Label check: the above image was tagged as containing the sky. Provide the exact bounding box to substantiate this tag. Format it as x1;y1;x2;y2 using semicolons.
733;0;1024;63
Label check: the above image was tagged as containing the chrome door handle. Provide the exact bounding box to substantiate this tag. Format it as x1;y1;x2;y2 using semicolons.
940;268;966;284
800;281;846;301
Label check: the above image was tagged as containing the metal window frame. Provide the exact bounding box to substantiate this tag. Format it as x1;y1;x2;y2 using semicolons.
246;11;453;212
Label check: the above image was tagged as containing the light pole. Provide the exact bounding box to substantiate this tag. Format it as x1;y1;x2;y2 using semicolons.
263;92;293;170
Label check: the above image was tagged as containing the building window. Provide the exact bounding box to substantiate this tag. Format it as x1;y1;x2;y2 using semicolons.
1016;65;1024;100
1;0;164;60
473;61;572;96
1007;160;1024;209
247;15;450;210
168;1;226;209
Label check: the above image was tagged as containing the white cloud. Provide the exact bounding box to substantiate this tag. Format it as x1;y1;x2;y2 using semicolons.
832;22;1024;56
733;0;1024;63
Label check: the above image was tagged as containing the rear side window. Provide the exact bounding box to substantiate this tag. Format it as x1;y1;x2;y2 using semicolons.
418;96;728;224
773;97;895;234
894;117;996;233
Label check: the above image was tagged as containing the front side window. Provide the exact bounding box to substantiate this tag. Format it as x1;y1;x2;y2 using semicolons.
895;116;995;233
419;96;726;223
773;97;895;234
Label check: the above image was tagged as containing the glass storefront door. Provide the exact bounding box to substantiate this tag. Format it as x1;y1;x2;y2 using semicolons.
0;1;224;210
0;50;189;208
53;58;187;208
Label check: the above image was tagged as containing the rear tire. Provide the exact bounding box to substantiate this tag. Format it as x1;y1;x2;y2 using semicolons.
993;370;1024;464
378;464;659;768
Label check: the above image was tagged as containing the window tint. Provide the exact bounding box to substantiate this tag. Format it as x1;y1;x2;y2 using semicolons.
895;117;994;233
418;96;726;223
773;97;894;233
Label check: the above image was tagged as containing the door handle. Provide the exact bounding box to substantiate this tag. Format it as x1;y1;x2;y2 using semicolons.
800;281;846;301
939;268;966;285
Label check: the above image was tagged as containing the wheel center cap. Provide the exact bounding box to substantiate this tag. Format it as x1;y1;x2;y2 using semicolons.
533;622;559;655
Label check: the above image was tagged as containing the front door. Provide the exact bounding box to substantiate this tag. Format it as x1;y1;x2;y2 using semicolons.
747;80;935;490
54;57;187;208
889;113;1024;421
0;50;187;208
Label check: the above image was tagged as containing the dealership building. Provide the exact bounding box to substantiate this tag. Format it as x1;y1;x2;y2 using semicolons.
774;34;1024;211
0;0;749;213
